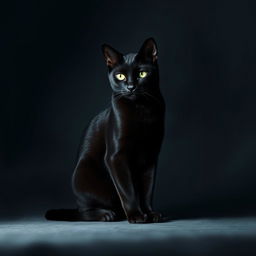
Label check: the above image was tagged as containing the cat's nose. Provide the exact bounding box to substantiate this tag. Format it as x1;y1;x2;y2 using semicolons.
127;84;136;92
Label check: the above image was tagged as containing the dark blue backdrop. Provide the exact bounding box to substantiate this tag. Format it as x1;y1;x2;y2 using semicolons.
1;0;256;218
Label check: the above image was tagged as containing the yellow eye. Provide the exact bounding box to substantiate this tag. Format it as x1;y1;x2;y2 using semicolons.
139;71;147;78
115;73;126;81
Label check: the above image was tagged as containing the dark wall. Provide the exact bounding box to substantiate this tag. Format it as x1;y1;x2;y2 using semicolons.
2;0;256;218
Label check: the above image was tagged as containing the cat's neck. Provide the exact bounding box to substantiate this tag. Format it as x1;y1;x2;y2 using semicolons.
111;89;165;110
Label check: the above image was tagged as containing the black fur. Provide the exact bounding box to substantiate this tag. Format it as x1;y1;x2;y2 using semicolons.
45;38;166;223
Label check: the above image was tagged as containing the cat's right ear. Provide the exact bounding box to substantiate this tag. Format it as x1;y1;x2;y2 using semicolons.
101;44;123;69
137;38;158;63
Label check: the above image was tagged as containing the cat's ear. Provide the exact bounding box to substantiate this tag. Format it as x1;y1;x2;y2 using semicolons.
101;44;123;68
137;38;158;63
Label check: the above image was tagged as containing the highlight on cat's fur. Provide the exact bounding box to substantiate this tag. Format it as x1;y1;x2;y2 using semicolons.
45;38;166;223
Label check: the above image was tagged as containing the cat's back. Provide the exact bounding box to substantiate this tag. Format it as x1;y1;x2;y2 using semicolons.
90;108;110;130
77;108;110;160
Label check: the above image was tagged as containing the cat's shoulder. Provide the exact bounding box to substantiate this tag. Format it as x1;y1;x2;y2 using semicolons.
89;108;110;128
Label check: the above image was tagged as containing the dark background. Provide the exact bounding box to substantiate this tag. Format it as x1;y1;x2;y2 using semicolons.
2;0;256;219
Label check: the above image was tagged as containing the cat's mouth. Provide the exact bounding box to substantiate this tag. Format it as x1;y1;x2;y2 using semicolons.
114;91;142;101
125;91;140;99
127;93;137;99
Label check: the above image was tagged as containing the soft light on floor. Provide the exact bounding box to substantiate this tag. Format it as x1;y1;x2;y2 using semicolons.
1;217;256;256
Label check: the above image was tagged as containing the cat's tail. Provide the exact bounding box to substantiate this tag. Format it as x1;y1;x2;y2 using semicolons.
45;209;81;221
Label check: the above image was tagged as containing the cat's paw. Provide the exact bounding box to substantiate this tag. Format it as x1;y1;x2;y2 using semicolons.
127;212;148;224
100;210;117;221
146;211;162;223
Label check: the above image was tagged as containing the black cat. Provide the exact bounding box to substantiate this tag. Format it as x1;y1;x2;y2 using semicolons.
45;38;165;223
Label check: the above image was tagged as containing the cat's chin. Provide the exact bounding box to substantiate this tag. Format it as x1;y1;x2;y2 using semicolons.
124;93;138;100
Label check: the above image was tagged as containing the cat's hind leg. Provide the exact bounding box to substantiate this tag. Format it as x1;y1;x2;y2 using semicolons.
72;157;126;222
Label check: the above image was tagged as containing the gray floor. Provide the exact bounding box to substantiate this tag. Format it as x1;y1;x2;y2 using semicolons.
1;217;256;256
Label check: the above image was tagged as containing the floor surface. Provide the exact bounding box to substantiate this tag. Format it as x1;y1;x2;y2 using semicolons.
1;217;256;256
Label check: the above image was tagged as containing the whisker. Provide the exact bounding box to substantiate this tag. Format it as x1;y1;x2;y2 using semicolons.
113;91;130;102
142;91;162;105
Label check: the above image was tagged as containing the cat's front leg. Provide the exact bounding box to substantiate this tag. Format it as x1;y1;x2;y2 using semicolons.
105;152;148;224
139;165;163;223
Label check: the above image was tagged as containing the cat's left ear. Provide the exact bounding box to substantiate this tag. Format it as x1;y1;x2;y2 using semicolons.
137;38;158;63
101;44;123;68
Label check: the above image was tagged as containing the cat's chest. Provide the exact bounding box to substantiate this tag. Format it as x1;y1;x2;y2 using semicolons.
123;105;163;139
133;104;158;124
114;100;164;133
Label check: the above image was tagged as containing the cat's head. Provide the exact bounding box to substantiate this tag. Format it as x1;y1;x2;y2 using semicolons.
102;38;159;98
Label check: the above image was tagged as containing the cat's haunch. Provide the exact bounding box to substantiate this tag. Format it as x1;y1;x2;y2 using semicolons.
45;38;166;223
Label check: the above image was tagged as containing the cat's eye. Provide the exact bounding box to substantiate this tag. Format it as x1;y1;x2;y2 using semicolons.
115;73;126;81
139;71;148;78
